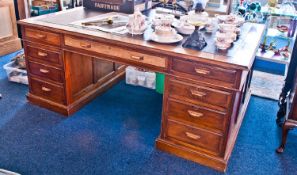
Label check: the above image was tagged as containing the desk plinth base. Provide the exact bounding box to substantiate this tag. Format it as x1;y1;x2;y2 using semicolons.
156;90;251;172
156;138;228;172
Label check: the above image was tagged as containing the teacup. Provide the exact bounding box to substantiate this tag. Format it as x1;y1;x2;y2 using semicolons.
154;26;177;39
216;32;236;42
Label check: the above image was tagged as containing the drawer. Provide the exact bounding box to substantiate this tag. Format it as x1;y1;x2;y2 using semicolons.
24;28;61;46
169;79;232;111
28;61;64;83
167;99;226;132
64;35;166;69
27;46;62;66
166;120;223;155
172;59;238;86
30;78;66;104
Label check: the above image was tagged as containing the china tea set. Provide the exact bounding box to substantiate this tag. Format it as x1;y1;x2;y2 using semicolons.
215;14;245;50
125;7;245;50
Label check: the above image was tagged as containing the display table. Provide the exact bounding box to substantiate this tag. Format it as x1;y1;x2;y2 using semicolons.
18;7;265;172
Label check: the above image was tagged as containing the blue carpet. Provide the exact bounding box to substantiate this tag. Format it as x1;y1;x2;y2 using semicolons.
1;52;297;175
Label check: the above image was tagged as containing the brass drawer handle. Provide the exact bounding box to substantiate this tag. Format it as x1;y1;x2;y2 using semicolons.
80;42;92;48
191;90;206;97
36;34;47;39
39;69;49;73
41;86;51;92
37;51;48;57
185;132;201;140
131;55;144;61
195;68;210;75
188;110;204;118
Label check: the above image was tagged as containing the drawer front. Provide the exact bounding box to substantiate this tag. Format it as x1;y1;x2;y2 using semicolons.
64;35;166;69
172;59;237;85
169;79;232;110
30;78;66;104
28;61;64;83
27;46;62;66
24;28;61;46
167;99;226;132
167;120;223;154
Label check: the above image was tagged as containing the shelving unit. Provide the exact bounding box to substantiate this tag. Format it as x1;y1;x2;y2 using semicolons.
256;7;297;76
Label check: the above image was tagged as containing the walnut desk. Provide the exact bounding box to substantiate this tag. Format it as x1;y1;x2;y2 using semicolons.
18;8;265;172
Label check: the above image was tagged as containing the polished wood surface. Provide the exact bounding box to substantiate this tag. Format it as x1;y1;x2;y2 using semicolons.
19;7;263;70
18;8;265;172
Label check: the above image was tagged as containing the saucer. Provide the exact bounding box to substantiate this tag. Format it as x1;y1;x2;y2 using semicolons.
127;22;148;35
150;33;183;44
127;26;147;35
215;41;231;50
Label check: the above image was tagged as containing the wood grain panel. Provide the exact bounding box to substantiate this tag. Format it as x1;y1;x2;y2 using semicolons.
169;79;233;111
167;99;227;132
27;45;62;66
93;58;114;83
27;61;64;83
30;77;66;104
172;58;238;87
64;35;166;69
166;120;223;155
65;51;93;100
24;28;61;46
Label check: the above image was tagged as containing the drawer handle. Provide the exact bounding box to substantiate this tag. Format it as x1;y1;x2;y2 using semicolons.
37;51;48;57
36;34;47;39
131;55;144;61
41;86;51;92
191;90;206;97
195;68;210;75
185;132;201;140
80;42;92;48
188;110;204;118
39;69;49;74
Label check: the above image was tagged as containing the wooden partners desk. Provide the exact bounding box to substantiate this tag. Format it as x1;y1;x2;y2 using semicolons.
18;8;265;172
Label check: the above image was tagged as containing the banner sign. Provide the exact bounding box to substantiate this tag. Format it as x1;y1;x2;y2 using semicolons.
83;0;135;14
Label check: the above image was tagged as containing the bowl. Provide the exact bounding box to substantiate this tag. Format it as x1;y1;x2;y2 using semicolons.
172;21;195;35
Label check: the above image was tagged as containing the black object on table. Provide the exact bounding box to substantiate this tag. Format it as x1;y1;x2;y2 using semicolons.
182;3;208;51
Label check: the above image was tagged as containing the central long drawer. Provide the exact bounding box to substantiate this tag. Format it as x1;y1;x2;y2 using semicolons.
64;35;167;70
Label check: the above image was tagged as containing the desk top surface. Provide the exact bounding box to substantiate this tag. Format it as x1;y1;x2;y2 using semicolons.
19;7;266;70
